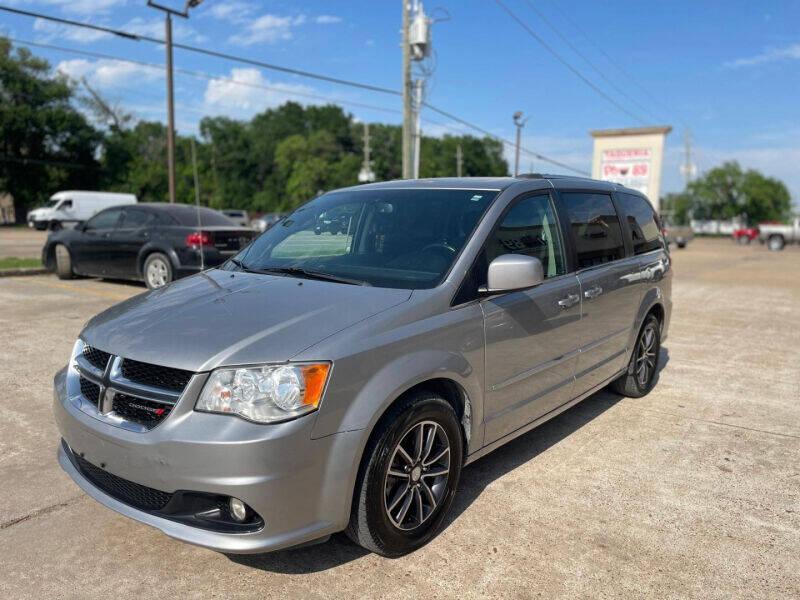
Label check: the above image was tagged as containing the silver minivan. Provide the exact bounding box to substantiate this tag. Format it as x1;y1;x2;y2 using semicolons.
54;176;671;557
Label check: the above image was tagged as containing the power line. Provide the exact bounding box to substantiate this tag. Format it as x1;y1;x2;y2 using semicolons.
546;0;686;128
0;4;589;175
521;0;664;124
0;4;400;97
493;0;649;125
6;38;404;117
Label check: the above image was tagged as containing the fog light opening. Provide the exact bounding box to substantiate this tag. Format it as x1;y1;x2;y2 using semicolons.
229;497;248;522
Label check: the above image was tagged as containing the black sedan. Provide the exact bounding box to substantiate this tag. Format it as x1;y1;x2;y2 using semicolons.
42;203;256;289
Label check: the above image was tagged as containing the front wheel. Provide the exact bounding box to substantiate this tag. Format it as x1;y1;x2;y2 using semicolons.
611;314;661;398
143;253;173;289
736;235;751;245
347;392;463;557
767;235;785;251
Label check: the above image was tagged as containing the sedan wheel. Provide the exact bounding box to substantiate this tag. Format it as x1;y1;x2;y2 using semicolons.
144;254;173;289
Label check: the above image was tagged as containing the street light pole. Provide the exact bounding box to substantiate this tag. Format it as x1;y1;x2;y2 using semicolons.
513;111;528;177
148;0;203;203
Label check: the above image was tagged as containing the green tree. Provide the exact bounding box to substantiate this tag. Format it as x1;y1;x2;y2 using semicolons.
686;161;791;223
0;38;101;219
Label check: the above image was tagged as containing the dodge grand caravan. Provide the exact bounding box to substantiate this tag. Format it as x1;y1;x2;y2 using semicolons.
54;176;671;557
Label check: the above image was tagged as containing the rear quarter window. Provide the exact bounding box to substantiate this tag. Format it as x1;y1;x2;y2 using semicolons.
616;192;664;255
560;192;626;269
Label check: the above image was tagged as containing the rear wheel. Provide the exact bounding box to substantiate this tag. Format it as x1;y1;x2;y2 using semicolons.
54;244;74;280
143;253;173;289
347;392;463;557
768;235;785;251
611;314;661;398
736;235;751;245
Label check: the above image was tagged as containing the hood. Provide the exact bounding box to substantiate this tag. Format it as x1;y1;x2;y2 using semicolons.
82;269;412;372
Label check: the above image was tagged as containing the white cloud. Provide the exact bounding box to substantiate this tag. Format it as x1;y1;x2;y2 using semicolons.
56;58;161;89
24;0;126;15
229;14;306;46
203;67;316;117
206;1;255;24
33;17;111;43
315;15;342;25
725;43;800;68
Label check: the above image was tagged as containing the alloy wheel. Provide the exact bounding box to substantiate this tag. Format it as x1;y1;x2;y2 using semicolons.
635;323;658;387
146;259;169;288
383;420;451;531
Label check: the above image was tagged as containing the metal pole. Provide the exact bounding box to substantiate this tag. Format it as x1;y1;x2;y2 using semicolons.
401;0;413;179
412;79;424;179
514;122;522;177
456;144;463;177
165;12;177;203
363;122;371;177
190;137;204;270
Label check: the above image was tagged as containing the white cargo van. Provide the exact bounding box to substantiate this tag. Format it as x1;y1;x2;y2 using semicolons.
27;191;137;230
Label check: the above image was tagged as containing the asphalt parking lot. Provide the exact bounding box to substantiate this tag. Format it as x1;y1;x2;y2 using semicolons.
1;238;798;599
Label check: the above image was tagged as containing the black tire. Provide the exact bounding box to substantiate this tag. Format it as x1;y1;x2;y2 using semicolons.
611;314;661;398
676;240;687;249
346;391;463;557
737;235;751;245
54;244;74;280
49;220;62;231
767;235;785;252
143;252;173;289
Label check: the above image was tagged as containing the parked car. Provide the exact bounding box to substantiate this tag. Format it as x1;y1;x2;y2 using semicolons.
221;209;250;228
252;212;287;232
732;226;759;244
758;218;800;251
661;220;693;248
54;176;671;557
27;191;137;230
42;203;255;289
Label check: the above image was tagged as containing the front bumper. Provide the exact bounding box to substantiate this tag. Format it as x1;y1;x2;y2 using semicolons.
53;367;363;553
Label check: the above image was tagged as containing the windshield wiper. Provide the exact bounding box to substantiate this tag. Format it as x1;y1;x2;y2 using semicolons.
257;266;370;286
229;259;369;286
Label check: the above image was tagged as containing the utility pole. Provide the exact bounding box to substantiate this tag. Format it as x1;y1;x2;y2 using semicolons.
680;128;696;188
148;0;204;203
359;122;375;183
401;0;413;179
456;144;463;177
513;111;528;177
412;79;424;179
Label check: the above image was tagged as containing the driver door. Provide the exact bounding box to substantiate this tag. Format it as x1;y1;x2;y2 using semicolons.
71;208;123;276
481;193;583;444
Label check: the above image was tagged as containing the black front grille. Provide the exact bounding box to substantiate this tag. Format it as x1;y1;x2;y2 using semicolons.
80;377;100;406
72;450;172;511
112;393;172;429
83;345;111;371
121;358;193;392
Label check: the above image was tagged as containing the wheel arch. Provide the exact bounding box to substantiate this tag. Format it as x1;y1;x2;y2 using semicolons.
136;244;181;278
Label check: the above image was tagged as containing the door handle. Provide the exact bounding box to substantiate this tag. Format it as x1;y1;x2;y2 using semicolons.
557;293;580;309
584;286;603;299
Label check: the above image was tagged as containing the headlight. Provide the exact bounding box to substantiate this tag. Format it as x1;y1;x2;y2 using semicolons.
195;363;331;424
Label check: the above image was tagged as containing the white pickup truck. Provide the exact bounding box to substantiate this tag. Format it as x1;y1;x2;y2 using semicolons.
759;218;800;251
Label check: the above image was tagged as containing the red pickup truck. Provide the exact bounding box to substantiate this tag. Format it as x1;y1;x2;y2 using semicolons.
732;227;759;244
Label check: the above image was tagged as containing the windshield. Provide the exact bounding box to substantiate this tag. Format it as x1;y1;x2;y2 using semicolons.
230;188;496;289
44;198;61;208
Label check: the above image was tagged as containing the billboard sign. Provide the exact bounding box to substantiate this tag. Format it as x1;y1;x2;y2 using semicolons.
600;148;652;196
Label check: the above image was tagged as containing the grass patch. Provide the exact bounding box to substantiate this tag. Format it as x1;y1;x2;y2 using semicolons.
0;257;43;270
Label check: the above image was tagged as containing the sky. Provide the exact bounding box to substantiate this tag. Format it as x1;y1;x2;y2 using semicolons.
1;0;799;204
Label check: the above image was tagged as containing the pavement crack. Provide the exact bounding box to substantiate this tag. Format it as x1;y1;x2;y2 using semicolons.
631;406;800;440
0;494;85;530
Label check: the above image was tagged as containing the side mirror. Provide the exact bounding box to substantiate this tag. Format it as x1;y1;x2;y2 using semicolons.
481;254;544;295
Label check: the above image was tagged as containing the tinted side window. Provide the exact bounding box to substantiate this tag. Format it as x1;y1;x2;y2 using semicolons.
120;209;150;228
485;194;566;278
85;208;122;230
616;192;664;255
453;194;565;304
561;192;625;269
